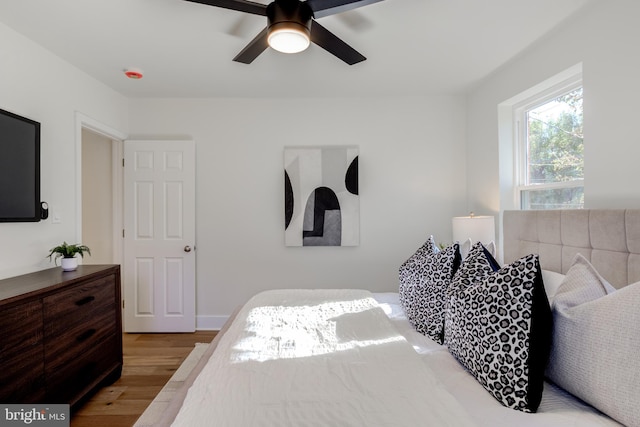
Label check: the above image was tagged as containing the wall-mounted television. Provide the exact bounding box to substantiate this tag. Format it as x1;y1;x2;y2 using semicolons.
0;108;41;222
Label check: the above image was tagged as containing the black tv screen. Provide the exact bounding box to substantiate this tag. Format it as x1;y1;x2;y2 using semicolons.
0;108;41;222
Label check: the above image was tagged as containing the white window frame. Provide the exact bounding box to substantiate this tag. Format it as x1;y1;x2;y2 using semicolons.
500;67;583;210
513;77;584;209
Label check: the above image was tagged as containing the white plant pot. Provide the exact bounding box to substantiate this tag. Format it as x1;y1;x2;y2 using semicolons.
61;257;78;271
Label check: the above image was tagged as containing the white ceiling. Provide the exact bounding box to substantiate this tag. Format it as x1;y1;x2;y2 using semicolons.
0;0;592;98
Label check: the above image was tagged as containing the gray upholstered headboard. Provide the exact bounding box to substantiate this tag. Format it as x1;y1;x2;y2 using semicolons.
503;209;640;289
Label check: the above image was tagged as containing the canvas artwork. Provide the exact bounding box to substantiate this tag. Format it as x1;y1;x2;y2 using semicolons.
284;146;359;246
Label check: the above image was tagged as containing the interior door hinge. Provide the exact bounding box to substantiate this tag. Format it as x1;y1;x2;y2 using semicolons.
122;158;125;167
122;300;125;309
122;229;125;238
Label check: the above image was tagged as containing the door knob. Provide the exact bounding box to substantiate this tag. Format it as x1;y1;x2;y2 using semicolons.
184;246;192;253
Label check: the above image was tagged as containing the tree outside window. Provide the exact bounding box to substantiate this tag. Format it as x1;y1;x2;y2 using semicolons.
518;86;584;209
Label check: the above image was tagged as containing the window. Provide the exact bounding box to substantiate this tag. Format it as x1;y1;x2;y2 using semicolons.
515;84;584;209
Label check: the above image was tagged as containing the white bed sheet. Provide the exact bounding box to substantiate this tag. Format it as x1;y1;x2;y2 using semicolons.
374;292;623;427
172;289;477;427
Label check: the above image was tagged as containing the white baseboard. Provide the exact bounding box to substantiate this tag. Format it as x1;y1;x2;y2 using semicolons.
196;315;229;331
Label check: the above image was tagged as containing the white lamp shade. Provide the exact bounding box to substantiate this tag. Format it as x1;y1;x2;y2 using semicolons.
452;215;495;245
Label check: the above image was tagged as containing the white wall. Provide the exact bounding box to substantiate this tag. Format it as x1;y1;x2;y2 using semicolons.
129;96;467;325
6;0;637;328
5;0;638;329
82;129;114;264
0;22;129;279
466;0;640;218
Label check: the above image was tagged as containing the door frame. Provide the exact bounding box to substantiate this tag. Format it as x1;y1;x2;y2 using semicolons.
75;112;127;266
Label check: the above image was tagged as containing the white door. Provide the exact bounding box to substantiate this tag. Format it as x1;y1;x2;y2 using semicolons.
123;140;196;332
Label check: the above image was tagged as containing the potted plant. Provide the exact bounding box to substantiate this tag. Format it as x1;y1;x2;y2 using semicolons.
48;241;91;271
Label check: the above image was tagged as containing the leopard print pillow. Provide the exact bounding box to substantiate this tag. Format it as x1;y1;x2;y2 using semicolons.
398;236;438;323
444;242;500;346
445;253;552;412
400;242;460;344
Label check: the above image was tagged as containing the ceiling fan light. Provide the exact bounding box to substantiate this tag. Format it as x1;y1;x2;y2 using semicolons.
268;22;310;54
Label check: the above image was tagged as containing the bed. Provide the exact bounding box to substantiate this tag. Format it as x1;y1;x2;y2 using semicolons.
142;209;639;427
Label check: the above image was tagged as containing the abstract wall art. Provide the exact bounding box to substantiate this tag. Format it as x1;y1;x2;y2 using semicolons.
284;146;359;246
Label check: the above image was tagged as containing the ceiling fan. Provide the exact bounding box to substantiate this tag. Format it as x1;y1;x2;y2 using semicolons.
183;0;383;65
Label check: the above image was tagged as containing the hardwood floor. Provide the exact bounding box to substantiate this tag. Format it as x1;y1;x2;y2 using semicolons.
71;331;217;427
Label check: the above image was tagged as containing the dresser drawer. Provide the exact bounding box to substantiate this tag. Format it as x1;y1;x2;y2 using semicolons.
44;307;117;374
0;265;122;407
0;301;45;403
45;335;120;404
0;300;43;356
43;275;116;337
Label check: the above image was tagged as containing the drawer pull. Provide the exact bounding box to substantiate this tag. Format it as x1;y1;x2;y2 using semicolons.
77;328;97;342
75;296;95;306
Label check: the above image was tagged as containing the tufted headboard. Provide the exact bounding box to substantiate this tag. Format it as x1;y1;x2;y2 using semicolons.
503;209;640;289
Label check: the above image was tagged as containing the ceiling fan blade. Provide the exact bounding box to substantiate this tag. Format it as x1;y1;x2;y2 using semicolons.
310;21;365;65
306;0;383;19
233;27;269;64
183;0;267;16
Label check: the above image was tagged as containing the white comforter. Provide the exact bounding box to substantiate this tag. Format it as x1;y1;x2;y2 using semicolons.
172;289;476;427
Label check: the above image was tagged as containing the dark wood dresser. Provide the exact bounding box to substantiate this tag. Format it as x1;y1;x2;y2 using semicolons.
0;265;122;407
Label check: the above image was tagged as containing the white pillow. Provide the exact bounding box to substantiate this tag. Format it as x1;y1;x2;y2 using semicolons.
541;269;565;305
457;238;472;259
483;241;496;258
457;239;495;260
546;254;640;427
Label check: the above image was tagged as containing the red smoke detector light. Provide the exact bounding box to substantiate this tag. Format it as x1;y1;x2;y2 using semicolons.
124;69;143;79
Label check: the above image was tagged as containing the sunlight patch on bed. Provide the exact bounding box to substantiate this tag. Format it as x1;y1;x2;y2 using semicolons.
230;297;405;362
